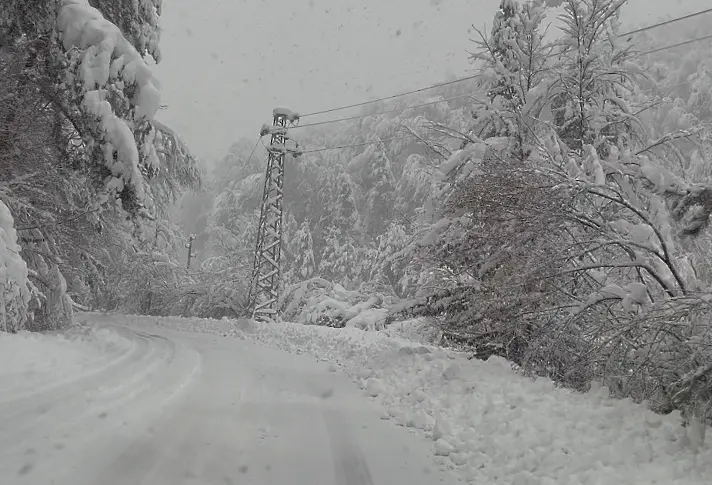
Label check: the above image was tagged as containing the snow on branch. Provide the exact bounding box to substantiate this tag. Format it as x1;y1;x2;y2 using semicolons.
57;0;160;120
56;0;161;200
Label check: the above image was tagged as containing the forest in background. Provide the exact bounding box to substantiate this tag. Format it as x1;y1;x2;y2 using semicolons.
176;0;712;421
3;0;712;422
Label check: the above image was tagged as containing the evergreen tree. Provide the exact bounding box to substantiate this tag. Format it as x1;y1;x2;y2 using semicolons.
332;171;360;234
293;220;316;279
0;0;199;328
470;0;550;158
488;0;522;103
319;227;357;285
551;0;634;155
361;149;396;237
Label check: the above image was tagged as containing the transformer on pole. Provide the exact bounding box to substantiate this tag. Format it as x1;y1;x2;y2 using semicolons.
248;108;300;321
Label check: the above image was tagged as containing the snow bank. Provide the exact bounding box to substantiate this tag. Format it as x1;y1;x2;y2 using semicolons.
381;317;442;345
0;200;30;332
120;313;712;485
0;325;132;400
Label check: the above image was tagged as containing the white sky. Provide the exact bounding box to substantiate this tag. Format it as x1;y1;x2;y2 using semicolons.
153;0;710;162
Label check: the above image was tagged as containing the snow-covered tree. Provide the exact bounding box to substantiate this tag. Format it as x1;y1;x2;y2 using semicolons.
0;200;30;332
551;0;635;155
0;0;200;328
331;171;360;234
367;222;420;298
318;228;352;284
293;220;316;280
387;0;712;422
484;0;523;102
361;148;397;237
469;0;551;158
56;0;163;214
87;0;162;61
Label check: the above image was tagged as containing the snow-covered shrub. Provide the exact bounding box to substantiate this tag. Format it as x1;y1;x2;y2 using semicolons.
0;201;30;332
393;0;712;423
279;277;388;330
174;259;252;319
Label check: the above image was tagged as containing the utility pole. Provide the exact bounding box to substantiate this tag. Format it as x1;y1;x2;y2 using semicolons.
249;108;300;321
186;234;195;270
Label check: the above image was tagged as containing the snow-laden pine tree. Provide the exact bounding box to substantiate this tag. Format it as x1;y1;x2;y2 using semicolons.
550;0;634;155
293;220;316;280
484;0;523;103
361;148;397;237
470;0;550;158
318;228;358;285
0;0;200;328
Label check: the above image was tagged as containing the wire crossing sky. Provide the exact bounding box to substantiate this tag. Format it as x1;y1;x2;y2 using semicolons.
153;0;711;162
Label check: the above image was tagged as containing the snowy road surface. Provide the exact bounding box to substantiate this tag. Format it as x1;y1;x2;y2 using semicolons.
2;314;712;485
0;322;450;485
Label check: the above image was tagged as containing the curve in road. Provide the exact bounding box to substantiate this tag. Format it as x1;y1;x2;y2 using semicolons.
0;322;452;485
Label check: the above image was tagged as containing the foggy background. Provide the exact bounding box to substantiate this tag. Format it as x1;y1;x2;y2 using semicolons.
152;0;710;164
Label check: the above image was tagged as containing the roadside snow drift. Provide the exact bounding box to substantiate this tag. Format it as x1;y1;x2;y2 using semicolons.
110;313;712;485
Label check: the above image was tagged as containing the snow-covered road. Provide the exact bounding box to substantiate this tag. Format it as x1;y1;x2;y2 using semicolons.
3;313;712;485
0;322;450;485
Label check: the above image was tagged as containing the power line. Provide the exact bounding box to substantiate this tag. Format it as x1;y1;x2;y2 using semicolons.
293;28;699;133
293;36;709;140
297;75;701;155
292;93;480;130
294;10;711;123
618;8;712;38
299;75;480;118
636;33;712;57
299;135;415;154
245;135;262;166
295;47;707;151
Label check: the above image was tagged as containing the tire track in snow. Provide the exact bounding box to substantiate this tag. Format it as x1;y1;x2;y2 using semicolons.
0;326;138;405
0;329;160;440
0;327;201;482
56;334;202;485
323;409;375;485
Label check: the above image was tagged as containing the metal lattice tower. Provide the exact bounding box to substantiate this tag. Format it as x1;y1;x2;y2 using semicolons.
249;108;300;320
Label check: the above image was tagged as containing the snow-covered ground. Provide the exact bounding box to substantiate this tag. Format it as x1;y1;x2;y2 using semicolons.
0;325;132;402
115;313;712;485
2;313;711;484
0;314;453;485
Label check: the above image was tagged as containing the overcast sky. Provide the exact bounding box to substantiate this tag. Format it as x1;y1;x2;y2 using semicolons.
152;0;710;162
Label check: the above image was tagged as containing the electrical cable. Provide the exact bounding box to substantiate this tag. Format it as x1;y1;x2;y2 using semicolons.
299;75;479;118
618;8;712;38
294;9;712;121
291;93;480;130
244;135;262;166
294;31;711;133
298;74;707;155
299;135;415;154
285;9;712;156
636;33;712;57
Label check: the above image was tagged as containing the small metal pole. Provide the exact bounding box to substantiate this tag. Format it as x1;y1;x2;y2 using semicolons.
186;234;195;270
